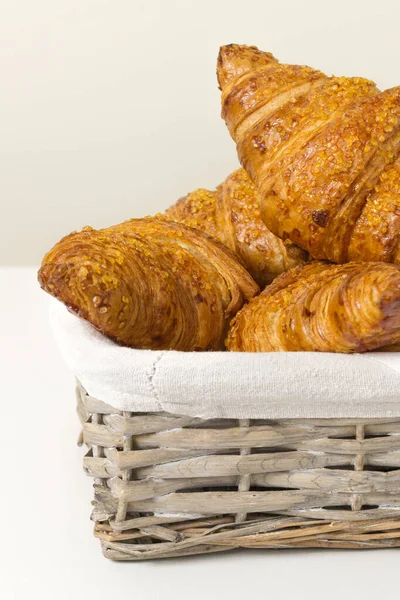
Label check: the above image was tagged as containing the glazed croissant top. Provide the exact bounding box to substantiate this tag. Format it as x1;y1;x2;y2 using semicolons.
38;218;259;351
226;261;400;353
218;44;400;265
164;168;308;287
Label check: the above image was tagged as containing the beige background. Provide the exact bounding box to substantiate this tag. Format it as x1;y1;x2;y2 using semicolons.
2;0;400;264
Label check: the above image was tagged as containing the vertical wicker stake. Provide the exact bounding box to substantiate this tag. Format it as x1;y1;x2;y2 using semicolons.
236;419;251;523
351;424;365;512
115;411;133;523
91;412;106;487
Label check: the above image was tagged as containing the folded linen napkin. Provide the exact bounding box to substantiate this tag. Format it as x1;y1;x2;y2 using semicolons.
50;299;400;419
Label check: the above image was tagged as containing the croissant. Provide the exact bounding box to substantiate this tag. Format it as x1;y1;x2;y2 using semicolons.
38;218;259;351
164;168;308;287
218;44;400;265
226;261;400;353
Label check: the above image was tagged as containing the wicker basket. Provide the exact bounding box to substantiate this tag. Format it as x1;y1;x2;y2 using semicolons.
77;381;400;560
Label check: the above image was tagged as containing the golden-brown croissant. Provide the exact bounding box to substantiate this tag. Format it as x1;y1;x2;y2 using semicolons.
164;168;308;287
226;261;400;353
218;44;400;265
38;218;259;351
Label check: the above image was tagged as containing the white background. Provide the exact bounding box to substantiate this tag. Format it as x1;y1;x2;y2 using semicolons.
2;1;400;598
2;0;400;264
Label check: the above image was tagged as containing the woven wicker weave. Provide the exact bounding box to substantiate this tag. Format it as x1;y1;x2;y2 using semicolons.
77;382;400;560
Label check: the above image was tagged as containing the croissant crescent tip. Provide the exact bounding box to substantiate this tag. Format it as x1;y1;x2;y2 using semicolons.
217;44;278;91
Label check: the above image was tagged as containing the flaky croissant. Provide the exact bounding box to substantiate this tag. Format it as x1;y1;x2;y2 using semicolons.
164;168;307;287
226;261;400;353
38;218;259;351
218;44;400;265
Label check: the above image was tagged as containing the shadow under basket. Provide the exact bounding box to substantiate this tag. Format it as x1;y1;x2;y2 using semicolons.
77;382;400;560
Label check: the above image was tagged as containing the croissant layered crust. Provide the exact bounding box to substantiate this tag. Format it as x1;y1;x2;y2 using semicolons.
226;261;400;353
218;44;400;265
38;218;259;351
164;169;307;286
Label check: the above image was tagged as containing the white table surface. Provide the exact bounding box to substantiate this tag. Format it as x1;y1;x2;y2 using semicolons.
2;267;399;600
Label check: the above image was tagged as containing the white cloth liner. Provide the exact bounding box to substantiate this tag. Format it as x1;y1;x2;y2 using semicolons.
50;299;400;419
